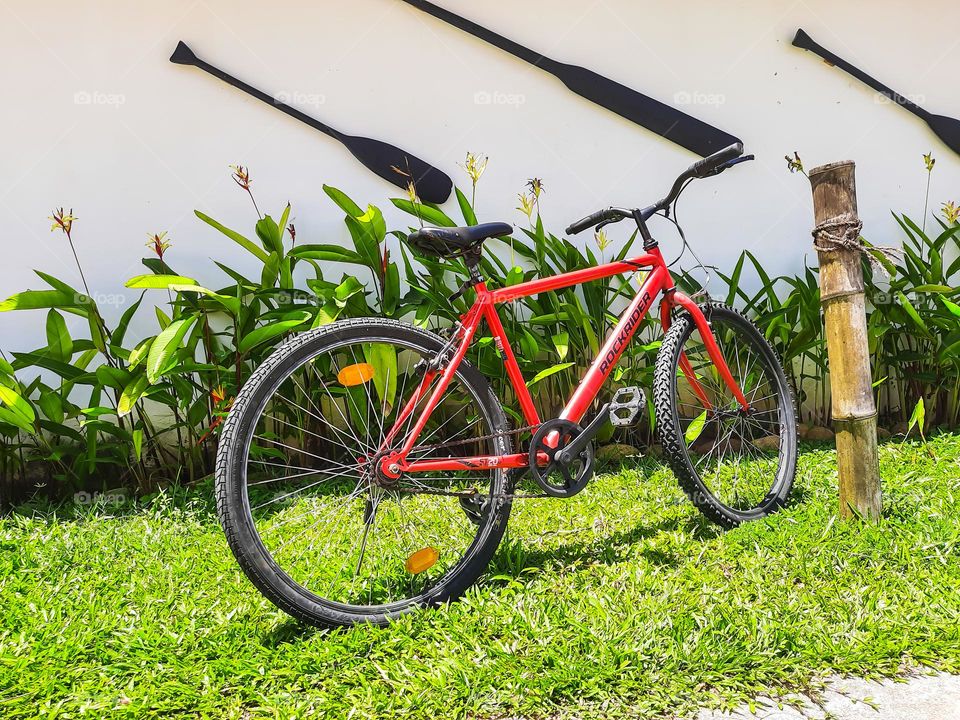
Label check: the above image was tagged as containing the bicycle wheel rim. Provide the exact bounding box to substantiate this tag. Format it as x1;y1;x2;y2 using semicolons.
234;331;506;613
669;311;793;515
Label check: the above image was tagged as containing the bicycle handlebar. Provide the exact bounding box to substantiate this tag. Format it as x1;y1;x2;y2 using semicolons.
565;142;752;235
565;208;627;236
689;141;744;179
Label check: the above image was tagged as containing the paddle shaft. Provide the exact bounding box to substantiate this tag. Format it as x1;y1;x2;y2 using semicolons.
185;55;344;140
402;0;557;71
792;29;929;120
401;0;740;157
170;41;454;202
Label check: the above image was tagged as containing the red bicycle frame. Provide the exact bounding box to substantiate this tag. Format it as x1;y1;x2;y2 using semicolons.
379;245;749;476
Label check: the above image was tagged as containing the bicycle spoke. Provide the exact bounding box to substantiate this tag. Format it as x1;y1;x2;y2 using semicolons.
667;310;794;514
236;334;502;610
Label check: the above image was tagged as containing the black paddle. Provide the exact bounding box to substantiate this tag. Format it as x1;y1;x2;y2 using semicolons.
400;0;739;157
792;29;960;158
169;41;453;203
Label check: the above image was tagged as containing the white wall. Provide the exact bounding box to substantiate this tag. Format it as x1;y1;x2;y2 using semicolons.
2;0;959;353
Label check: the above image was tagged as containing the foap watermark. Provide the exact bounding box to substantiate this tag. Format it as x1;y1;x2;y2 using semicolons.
868;289;938;306
73;90;126;108
673;90;726;107
874;92;925;106
74;292;131;309
273;90;326;108
473;90;526;108
74;489;129;506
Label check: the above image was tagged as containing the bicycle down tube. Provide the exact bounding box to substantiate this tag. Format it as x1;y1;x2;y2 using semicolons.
380;248;750;476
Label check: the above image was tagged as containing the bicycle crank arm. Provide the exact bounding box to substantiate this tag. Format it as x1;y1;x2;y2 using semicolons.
556;403;610;464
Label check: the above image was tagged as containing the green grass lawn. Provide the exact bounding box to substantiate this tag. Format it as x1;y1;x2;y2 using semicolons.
2;437;959;719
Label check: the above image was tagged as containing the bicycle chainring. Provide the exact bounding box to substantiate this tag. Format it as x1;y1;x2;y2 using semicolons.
528;419;594;498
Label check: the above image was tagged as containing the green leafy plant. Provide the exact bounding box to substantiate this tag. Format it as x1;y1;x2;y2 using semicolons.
2;154;957;504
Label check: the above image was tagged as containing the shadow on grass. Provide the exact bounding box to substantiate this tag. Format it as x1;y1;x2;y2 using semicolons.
261;617;330;646
255;512;722;643
487;511;722;583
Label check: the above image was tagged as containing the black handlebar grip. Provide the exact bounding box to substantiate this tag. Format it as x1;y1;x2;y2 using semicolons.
566;208;614;235
689;141;744;179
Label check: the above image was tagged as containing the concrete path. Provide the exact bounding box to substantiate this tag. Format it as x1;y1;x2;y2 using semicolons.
697;673;960;720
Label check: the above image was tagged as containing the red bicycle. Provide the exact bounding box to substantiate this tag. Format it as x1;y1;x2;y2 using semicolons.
216;143;797;627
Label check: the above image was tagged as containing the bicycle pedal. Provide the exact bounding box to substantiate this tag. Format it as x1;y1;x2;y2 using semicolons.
609;386;645;427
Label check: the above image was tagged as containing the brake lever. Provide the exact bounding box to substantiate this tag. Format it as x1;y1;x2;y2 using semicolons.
702;154;755;178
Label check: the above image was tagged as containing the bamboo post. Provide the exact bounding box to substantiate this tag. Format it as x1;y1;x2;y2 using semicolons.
808;160;882;520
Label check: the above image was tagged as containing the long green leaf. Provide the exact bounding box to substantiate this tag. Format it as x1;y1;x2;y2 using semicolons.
455;187;478;226
390;199;456;227
168;284;241;316
11;352;85;381
0;406;33;433
684;411;708;444
195;210;270;263
0;386;35;428
906;396;925;439
0;289;78;312
527;362;574;387
37;389;64;425
118;374;149;417
289;244;365;263
125;274;198;289
112;295;144;349
45;309;73;362
146;316;198;383
237;312;310;355
322;184;364;217
256;215;284;255
896;291;931;337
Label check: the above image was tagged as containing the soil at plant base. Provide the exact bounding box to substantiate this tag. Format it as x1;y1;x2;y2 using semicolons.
805;426;835;441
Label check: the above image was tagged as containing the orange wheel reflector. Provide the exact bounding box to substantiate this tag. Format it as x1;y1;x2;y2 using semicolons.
404;547;439;575
337;363;375;386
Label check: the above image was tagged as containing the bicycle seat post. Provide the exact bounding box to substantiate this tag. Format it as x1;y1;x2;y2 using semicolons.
449;247;485;303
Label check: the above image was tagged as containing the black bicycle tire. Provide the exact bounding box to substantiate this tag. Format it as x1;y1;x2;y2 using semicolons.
653;303;797;527
215;317;513;627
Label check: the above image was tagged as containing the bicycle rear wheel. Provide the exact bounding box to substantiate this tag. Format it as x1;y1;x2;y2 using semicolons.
653;303;797;527
216;318;512;627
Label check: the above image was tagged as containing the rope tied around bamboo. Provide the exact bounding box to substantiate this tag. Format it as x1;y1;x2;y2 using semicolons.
811;212;902;276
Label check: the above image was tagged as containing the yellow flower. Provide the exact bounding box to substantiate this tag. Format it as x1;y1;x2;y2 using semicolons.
229;164;252;190
459;152;488;185
923;152;935;173
516;192;535;221
526;178;545;200
595;228;610;253
49;207;77;235
943;201;960;224
146;231;172;260
406;180;419;203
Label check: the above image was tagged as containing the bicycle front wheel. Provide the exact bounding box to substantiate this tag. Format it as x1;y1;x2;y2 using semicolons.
654;303;797;527
216;318;512;627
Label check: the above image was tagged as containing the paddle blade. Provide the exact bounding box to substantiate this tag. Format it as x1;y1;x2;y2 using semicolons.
926;115;960;157
170;41;198;66
791;28;815;51
341;135;452;204
554;62;740;157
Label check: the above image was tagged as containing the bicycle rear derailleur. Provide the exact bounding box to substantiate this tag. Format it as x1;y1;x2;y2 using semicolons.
528;405;609;498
